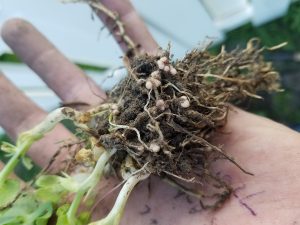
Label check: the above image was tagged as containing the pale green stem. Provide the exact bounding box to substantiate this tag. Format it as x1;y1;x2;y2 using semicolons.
24;202;52;225
67;190;86;225
67;149;116;224
0;107;83;186
89;172;150;225
19;107;83;138
0;139;33;186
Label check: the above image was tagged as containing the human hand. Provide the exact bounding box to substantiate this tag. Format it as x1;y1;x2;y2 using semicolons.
121;108;300;225
0;1;299;225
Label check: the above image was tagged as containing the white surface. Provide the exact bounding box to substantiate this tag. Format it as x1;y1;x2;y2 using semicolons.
214;6;253;31
132;0;224;50
201;0;250;19
201;0;292;29
252;0;291;25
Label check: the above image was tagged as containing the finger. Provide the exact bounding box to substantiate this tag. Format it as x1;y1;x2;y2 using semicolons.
1;18;106;107
92;0;159;54
0;72;76;168
0;72;45;139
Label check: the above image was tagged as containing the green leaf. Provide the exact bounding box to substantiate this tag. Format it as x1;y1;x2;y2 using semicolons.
0;142;16;154
0;216;23;225
0;194;53;225
21;156;33;170
0;179;20;208
35;187;66;204
56;204;90;225
35;175;67;204
58;175;80;193
30;202;53;225
35;175;59;187
56;204;70;225
36;175;79;193
78;211;91;224
3;153;14;158
35;175;80;204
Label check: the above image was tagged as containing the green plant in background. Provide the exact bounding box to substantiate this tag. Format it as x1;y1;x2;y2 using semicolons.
211;1;300;126
213;1;300;51
0;53;107;73
0;53;21;63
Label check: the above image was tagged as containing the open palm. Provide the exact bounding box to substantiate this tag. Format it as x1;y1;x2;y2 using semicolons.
0;1;299;224
119;108;300;225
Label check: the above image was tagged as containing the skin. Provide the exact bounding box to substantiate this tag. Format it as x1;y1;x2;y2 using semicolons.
0;1;300;224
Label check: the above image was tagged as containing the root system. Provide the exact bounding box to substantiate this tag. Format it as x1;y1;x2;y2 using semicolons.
83;39;280;207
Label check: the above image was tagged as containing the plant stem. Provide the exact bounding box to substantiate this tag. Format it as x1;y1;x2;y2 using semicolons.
0;138;34;186
89;172;150;225
67;149;116;224
0;107;83;186
67;189;86;225
25;202;52;225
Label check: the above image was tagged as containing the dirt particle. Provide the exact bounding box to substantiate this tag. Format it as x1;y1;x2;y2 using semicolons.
150;219;158;225
242;190;265;200
140;204;151;215
188;205;202;214
174;190;185;199
186;195;194;204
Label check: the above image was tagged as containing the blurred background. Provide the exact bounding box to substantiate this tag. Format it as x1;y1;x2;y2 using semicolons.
0;0;299;136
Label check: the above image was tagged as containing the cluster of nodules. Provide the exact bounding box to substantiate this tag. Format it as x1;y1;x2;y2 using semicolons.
144;56;177;90
112;61;211;163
